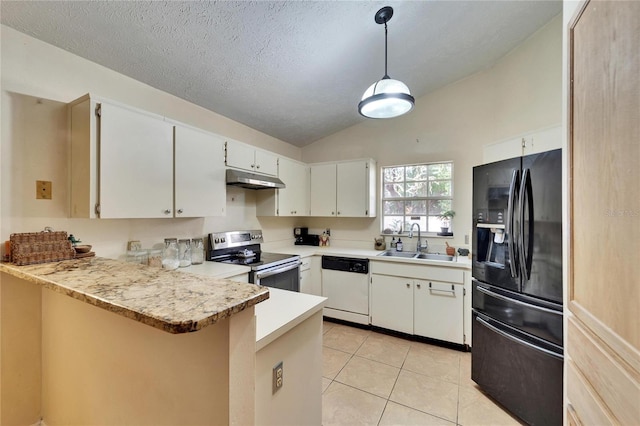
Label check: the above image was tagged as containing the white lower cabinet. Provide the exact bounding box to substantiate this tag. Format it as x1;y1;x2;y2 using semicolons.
370;261;466;346
300;256;322;296
299;256;321;296
414;280;464;344
370;274;414;334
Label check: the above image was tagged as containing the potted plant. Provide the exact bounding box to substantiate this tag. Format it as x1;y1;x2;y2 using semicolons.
437;210;456;234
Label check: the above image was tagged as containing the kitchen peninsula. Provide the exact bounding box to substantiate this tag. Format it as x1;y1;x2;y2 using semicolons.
0;257;325;425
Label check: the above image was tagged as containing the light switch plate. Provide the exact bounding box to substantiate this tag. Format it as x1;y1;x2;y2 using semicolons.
36;180;52;199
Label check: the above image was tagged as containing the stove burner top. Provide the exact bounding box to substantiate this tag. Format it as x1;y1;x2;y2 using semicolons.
215;251;297;268
207;231;299;271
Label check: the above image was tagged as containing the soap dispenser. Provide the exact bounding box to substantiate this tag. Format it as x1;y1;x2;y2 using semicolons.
396;238;403;252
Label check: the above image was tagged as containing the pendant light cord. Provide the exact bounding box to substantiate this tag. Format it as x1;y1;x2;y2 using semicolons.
383;21;389;79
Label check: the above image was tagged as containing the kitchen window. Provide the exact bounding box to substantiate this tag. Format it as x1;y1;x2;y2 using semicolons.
381;162;453;234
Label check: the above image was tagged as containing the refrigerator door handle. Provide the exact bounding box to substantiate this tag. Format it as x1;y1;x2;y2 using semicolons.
475;284;562;316
518;169;534;280
506;169;520;278
476;315;563;361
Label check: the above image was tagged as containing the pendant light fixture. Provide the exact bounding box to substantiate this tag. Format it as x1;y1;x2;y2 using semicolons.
358;6;415;119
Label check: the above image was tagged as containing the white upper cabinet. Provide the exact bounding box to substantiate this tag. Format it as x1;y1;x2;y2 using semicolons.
309;163;337;216
483;124;562;164
256;156;310;216
70;96;174;218
69;94;227;219
309;159;376;217
278;157;309;216
174;125;226;217
225;139;278;176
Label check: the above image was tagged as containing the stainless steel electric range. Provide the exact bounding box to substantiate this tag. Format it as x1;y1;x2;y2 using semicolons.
207;230;300;292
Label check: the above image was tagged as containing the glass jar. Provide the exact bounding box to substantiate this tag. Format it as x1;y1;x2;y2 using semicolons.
126;250;148;265
147;248;163;268
162;238;180;270
178;239;192;267
191;238;204;265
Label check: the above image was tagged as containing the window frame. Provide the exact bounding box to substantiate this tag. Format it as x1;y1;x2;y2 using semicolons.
380;161;454;236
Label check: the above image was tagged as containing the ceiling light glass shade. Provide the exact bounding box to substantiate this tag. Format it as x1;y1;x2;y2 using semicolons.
358;77;415;119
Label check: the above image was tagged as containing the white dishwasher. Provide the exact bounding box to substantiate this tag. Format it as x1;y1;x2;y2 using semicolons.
321;256;370;325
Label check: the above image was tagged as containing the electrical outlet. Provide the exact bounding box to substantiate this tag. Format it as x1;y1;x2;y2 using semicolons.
36;180;52;199
272;361;283;394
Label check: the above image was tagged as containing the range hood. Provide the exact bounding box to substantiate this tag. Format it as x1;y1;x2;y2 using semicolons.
225;169;285;190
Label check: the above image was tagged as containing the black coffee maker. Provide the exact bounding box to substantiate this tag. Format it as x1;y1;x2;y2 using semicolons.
294;227;308;244
294;227;320;246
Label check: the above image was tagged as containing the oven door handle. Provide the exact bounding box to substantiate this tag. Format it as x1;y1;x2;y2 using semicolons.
255;262;300;279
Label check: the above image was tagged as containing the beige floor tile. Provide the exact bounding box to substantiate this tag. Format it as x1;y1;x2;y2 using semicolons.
379;401;456;426
459;352;476;388
323;320;336;335
356;332;410;368
458;385;524;426
323;323;370;354
323;346;352;380
390;370;459;423
322;381;387;426
322;377;332;393
335;356;400;398
403;344;461;384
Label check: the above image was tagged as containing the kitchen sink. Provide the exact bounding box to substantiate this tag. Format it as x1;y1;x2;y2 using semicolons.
414;253;455;261
376;251;455;262
377;251;419;258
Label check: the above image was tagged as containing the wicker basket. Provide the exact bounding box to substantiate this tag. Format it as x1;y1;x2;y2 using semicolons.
10;231;75;266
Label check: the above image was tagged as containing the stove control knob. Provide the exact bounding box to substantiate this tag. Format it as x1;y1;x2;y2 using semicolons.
214;238;220;243
221;237;226;243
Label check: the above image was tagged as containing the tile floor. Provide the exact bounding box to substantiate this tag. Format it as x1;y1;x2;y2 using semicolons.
322;320;524;426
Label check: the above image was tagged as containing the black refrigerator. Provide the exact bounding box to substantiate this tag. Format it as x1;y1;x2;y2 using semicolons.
471;148;563;426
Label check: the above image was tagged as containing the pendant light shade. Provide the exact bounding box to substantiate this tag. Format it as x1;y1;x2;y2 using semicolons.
358;6;415;119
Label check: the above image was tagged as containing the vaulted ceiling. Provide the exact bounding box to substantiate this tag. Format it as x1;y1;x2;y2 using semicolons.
1;1;562;146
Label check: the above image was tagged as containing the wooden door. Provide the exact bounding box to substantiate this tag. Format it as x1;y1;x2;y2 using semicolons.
567;1;640;423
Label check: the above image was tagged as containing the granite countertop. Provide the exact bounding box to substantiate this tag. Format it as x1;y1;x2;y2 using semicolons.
0;257;269;334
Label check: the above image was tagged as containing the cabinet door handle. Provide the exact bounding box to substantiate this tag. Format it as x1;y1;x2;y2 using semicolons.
251;164;255;168
256;164;260;169
331;211;335;215
177;209;183;214
163;209;171;215
428;282;456;294
417;283;421;289
406;283;411;288
337;211;341;215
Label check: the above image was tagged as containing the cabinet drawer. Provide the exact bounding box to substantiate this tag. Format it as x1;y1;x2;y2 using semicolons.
300;258;311;271
370;261;463;283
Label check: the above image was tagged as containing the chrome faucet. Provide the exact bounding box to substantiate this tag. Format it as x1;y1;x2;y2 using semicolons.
409;223;428;252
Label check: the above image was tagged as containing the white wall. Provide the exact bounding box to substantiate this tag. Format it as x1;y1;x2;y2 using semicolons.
0;25;301;258
301;14;562;253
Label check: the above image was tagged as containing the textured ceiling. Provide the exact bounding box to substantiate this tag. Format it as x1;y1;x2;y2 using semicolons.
1;1;561;146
